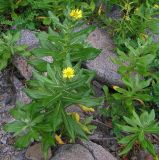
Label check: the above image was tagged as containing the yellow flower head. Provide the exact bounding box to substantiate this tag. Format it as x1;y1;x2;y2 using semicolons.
55;134;65;145
124;15;130;21
71;112;80;122
79;105;95;112
112;85;120;90
70;9;83;20
63;67;75;79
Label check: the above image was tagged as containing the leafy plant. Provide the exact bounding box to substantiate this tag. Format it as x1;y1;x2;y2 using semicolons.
118;110;159;160
3;9;103;159
0;0;96;31
112;38;159;77
0;31;29;70
4;63;103;159
101;0;159;47
31;11;100;72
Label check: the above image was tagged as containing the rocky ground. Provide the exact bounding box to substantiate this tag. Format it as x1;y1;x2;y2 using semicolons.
0;27;121;160
1;18;159;159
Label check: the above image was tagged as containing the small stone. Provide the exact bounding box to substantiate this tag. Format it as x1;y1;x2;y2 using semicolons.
7;137;15;145
25;143;52;160
2;155;11;160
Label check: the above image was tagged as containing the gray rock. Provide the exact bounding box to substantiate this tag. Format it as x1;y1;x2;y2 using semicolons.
86;28;123;87
13;55;33;80
25;143;52;160
13;30;39;80
0;70;16;107
51;144;94;160
51;141;117;160
13;76;31;104
17;30;39;50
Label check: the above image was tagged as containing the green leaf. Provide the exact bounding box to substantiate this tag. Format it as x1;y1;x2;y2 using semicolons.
15;131;33;149
72;47;101;61
3;121;26;135
62;110;75;141
119;134;137;145
119;136;136;155
41;132;55;159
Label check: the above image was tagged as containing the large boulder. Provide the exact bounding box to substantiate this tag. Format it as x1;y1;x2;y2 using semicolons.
51;141;117;160
86;28;123;87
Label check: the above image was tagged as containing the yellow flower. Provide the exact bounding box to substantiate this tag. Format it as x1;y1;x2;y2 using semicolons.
124;3;131;12
112;85;120;90
55;134;65;145
153;4;159;9
98;4;103;16
70;9;83;20
79;105;95;112
63;67;75;79
124;15;130;21
81;124;91;134
139;33;148;42
71;112;80;122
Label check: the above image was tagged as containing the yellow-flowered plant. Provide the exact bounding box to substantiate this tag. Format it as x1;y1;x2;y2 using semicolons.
79;105;95;112
112;85;120;90
55;134;65;145
4;10;102;160
70;9;82;20
63;67;75;79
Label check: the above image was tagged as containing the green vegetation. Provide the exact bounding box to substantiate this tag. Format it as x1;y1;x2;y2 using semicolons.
1;0;159;160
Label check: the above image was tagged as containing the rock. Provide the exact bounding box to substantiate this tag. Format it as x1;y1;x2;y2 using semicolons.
13;55;33;80
17;30;39;50
25;143;52;160
0;70;16;107
13;76;31;104
51;141;117;160
86;28;123;87
13;30;39;80
51;144;94;160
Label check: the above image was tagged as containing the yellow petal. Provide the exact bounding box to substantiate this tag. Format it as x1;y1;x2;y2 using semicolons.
134;98;145;105
71;112;80;122
98;4;103;15
81;124;91;134
55;134;65;145
62;67;75;79
112;85;120;90
79;105;95;112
